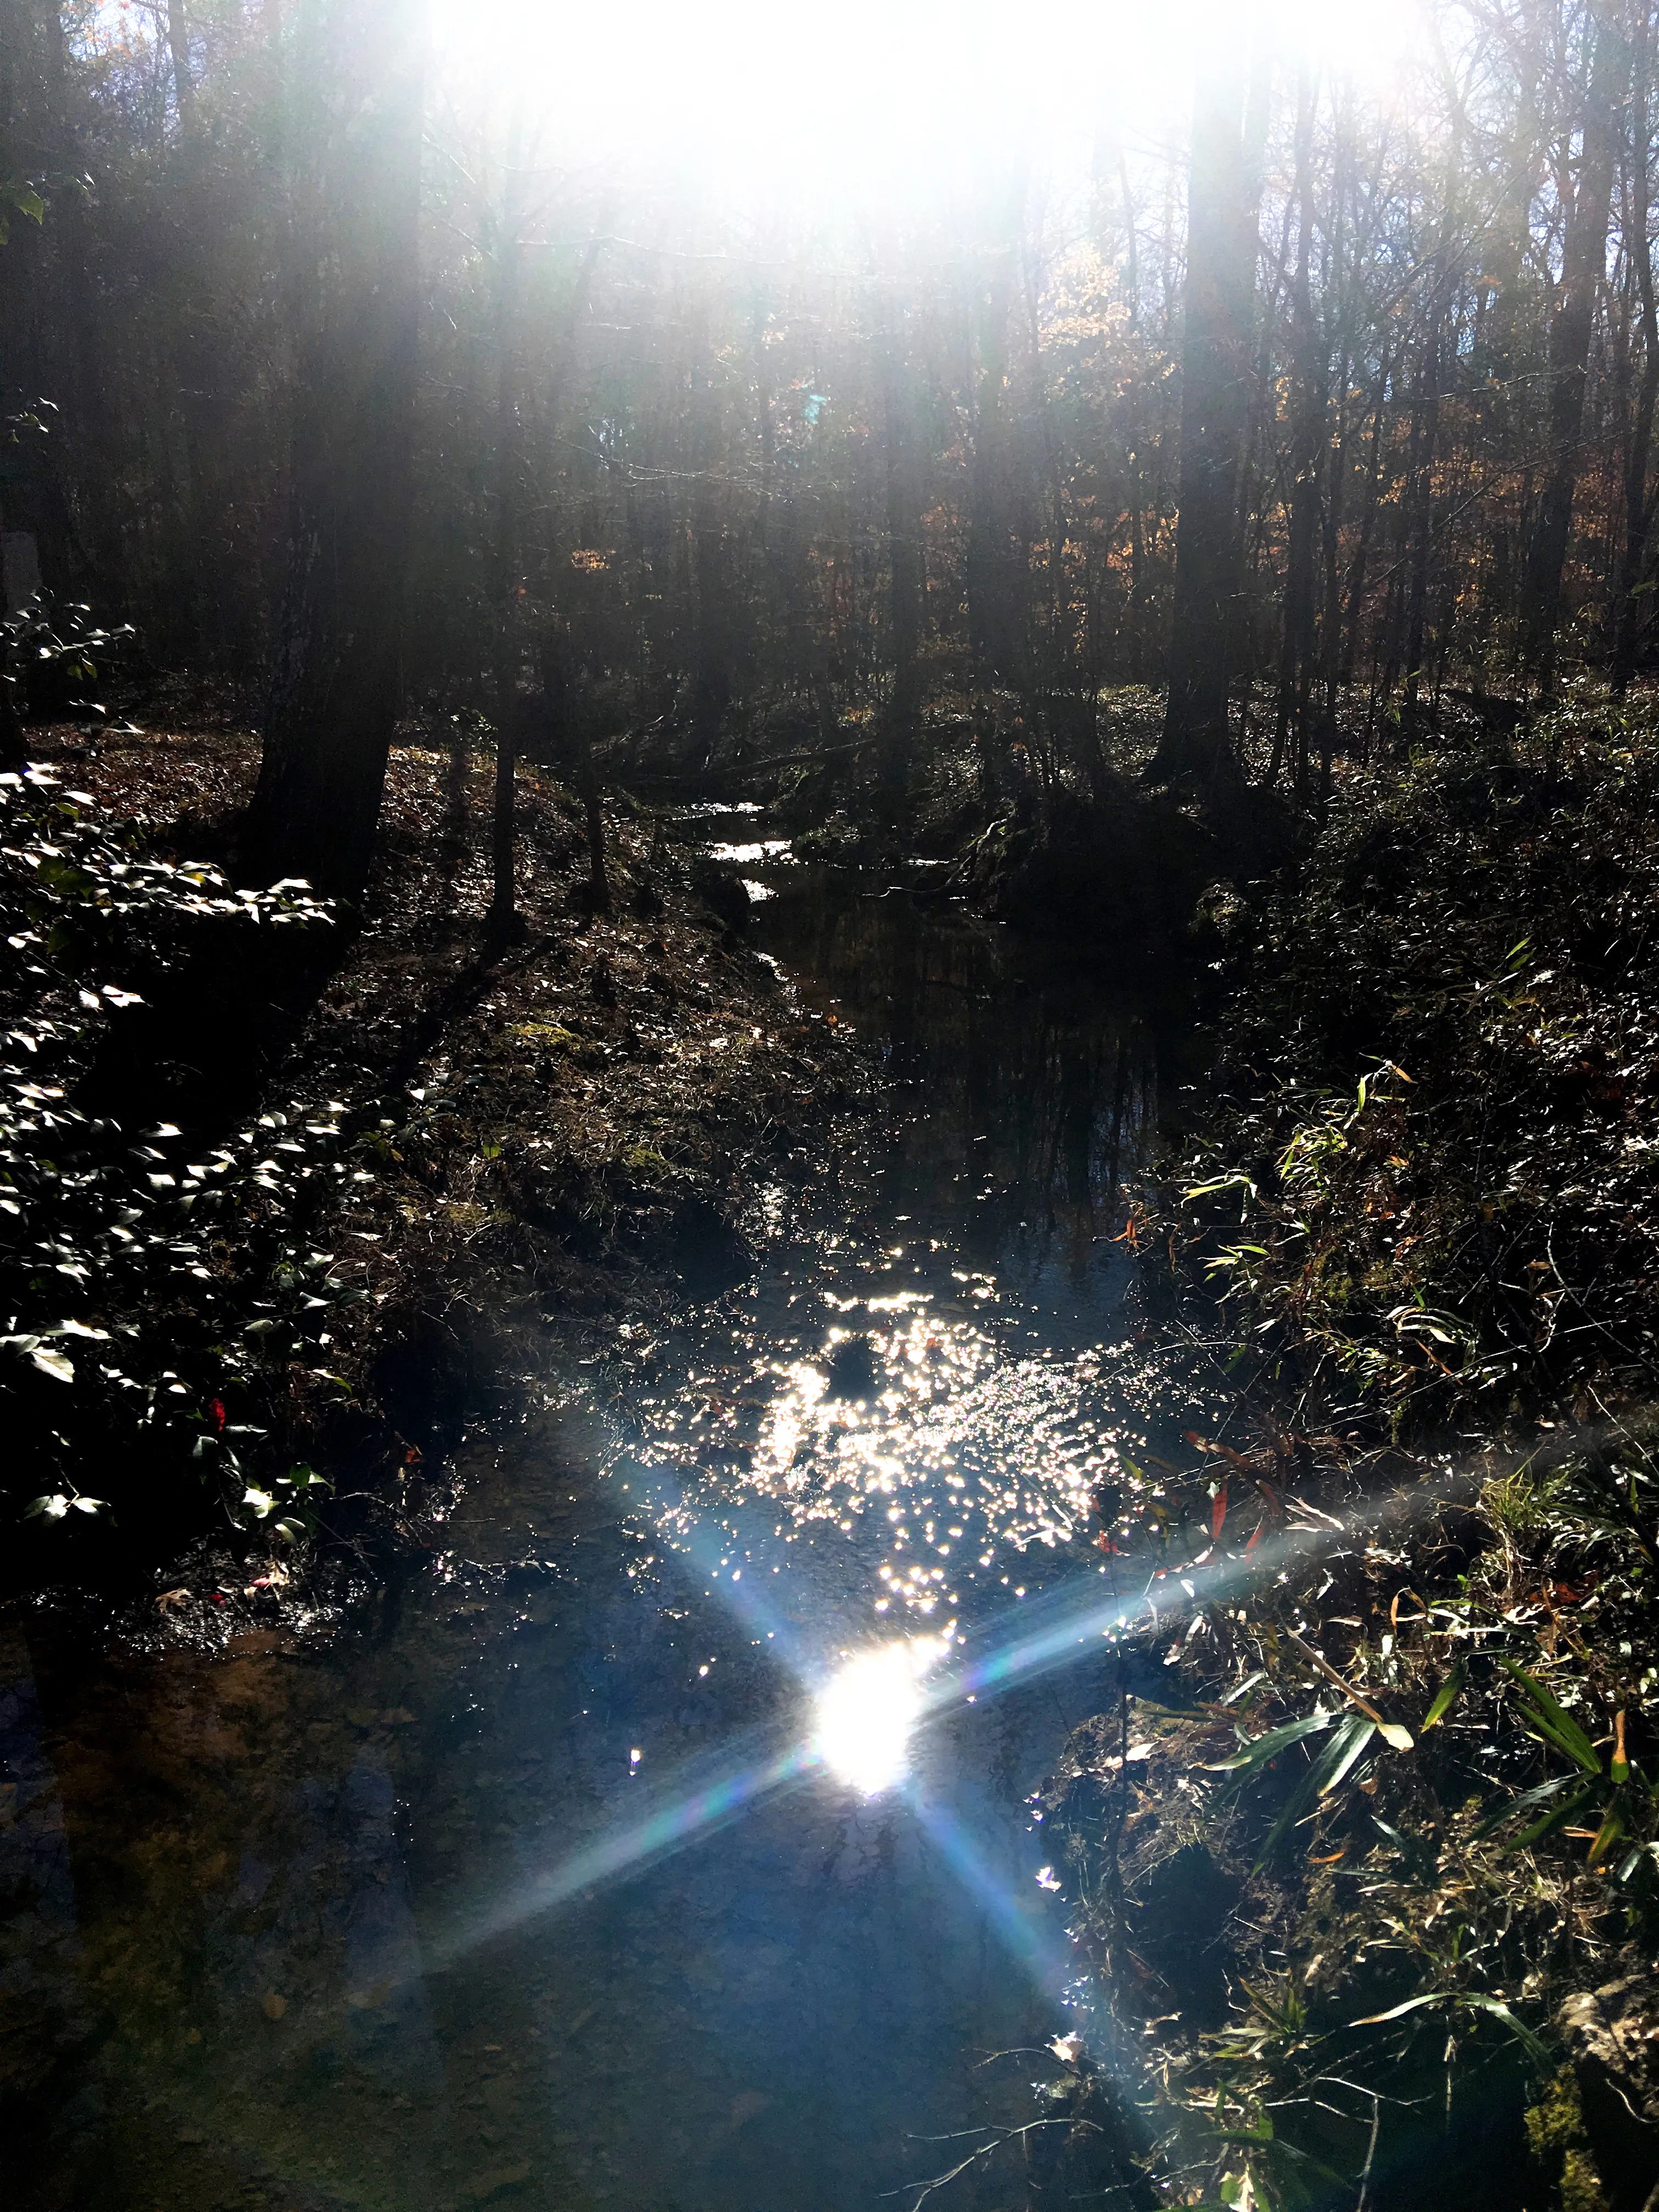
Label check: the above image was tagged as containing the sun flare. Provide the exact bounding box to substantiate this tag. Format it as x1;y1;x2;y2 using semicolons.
434;0;1425;219
813;1641;939;1796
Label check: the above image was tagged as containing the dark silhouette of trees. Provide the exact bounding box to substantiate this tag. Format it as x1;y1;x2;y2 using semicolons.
1520;0;1627;677
1154;20;1269;787
250;0;425;898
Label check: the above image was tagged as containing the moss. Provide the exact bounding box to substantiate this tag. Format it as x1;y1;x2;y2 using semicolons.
622;1144;672;1178
1525;2069;1610;2212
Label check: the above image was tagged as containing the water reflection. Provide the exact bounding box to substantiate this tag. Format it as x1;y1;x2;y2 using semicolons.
614;866;1198;1651
813;1641;936;1795
755;865;1176;1333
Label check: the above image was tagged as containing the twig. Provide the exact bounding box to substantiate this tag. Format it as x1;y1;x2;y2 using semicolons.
1354;2087;1381;2212
1282;1626;1400;1734
880;2119;1102;2210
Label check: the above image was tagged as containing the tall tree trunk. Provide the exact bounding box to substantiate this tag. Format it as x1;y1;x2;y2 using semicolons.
1520;3;1627;681
1154;19;1268;787
1401;125;1465;728
41;1;115;594
1320;125;1351;797
879;305;923;798
1119;149;1140;334
166;0;192;114
1403;303;1444;725
251;0;426;900
1272;69;1322;795
1615;12;1658;697
488;106;525;938
1342;348;1392;683
965;242;1025;691
1481;60;1542;665
1022;227;1072;700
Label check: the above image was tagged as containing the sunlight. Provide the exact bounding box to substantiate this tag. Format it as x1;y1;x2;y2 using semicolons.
433;1446;1505;1971
432;0;1426;219
432;1741;816;1967
813;1640;938;1795
1270;0;1426;92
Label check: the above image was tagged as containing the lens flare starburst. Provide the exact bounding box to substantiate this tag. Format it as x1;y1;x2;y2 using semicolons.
812;1640;938;1795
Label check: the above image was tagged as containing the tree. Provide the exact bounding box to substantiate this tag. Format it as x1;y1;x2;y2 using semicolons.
1520;0;1627;679
1270;66;1324;794
878;295;924;799
249;0;426;900
1154;16;1271;787
167;0;193;115
1613;2;1659;695
488;103;526;939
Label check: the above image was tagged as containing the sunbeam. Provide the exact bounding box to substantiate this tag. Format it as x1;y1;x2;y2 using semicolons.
427;1448;1469;1986
903;1787;1077;2005
428;1737;817;1972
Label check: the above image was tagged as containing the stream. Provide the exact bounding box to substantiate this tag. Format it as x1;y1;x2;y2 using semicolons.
2;854;1215;2212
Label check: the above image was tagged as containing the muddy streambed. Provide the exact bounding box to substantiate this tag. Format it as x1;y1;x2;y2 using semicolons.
2;853;1215;2212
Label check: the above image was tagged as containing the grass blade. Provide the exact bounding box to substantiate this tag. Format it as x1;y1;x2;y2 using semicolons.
1498;1656;1601;1774
1207;1709;1335;1778
1420;1666;1464;1732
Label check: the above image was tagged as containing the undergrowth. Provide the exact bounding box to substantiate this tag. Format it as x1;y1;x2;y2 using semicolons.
0;759;343;1539
1178;700;1659;1432
0;729;863;1591
1025;702;1659;2212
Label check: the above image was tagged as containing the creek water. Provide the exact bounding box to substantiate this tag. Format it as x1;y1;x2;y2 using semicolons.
2;857;1214;2212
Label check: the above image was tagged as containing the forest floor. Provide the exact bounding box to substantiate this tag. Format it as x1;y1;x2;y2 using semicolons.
0;707;871;1633
1026;691;1659;2212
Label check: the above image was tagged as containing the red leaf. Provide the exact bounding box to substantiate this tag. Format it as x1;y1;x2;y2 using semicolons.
208;1398;227;1434
1211;1482;1228;1538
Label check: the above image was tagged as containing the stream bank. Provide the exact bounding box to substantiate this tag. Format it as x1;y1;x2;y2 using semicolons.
1036;712;1659;2212
0;726;872;1606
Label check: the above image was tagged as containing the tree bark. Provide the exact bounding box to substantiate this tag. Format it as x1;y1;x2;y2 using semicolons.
965;244;1025;691
166;0;192;114
1342;348;1392;685
1271;69;1322;795
251;0;426;901
879;308;924;799
1154;19;1268;787
1402;300;1444;725
1615;10;1658;698
1521;2;1627;680
488;106;525;938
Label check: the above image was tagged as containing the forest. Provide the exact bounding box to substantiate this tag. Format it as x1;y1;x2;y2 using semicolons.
3;4;1659;2212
